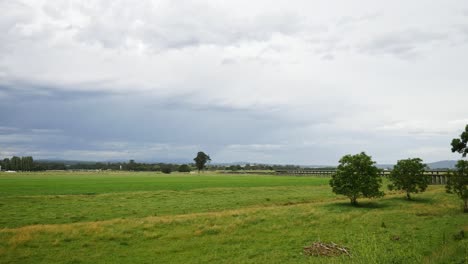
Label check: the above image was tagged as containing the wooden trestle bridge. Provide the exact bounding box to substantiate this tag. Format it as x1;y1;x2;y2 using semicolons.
275;170;450;185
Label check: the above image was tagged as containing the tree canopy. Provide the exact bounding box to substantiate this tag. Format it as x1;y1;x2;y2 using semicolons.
178;164;191;172
0;156;35;171
388;158;428;200
330;152;384;205
446;160;468;213
160;165;172;174
194;152;211;173
451;124;468;157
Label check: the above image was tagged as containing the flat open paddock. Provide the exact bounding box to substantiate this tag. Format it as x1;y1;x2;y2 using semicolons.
0;172;466;263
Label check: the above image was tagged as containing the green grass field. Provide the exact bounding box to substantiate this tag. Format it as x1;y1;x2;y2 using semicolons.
0;172;466;263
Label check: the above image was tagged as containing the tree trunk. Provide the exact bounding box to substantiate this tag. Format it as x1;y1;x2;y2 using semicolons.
406;192;411;200
464;199;468;213
350;196;358;206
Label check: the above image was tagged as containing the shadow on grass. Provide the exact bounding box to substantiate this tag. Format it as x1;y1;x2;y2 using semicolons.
386;196;435;204
323;200;391;211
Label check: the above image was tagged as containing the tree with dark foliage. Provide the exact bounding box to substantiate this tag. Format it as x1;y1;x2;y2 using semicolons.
161;165;172;174
446;160;468;212
451;124;468;157
178;164;191;172
388;158;428;200
194;152;211;173
330;152;384;205
447;124;468;212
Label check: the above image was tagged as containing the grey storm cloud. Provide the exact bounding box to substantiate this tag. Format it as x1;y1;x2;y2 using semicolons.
0;0;468;164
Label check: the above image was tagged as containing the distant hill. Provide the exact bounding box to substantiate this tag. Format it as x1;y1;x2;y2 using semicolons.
425;160;457;169
376;160;458;170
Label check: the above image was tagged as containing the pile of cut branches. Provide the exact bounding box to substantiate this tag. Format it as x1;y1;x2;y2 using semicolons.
303;242;350;257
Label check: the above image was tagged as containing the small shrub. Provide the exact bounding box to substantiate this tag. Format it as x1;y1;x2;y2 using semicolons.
161;166;172;174
178;164;191;172
453;230;465;241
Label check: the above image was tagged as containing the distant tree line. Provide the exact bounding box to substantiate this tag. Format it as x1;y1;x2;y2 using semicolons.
223;164;319;171
67;160;194;173
0;156;194;172
65;160;306;172
0;157;337;173
1;156;37;171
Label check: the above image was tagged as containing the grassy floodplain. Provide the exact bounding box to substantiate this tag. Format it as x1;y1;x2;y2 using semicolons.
0;172;466;263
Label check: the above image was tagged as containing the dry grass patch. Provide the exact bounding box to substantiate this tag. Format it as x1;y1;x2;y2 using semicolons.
8;229;34;247
303;242;351;257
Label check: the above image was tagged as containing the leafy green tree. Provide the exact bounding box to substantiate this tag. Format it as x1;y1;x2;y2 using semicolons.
388;158;429;200
330;152;384;205
152;165;161;171
451;124;468;157
446;160;468;213
178;164;191;172
2;158;10;170
21;156;34;171
10;156;21;171
127;159;136;171
227;165;241;171
194;151;211;173
161;165;172;174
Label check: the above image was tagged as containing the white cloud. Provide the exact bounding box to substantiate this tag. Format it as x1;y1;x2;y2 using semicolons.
375;119;468;137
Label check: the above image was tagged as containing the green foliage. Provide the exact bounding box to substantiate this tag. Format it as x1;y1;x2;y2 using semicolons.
330;152;384;205
21;156;34;171
10;156;21;171
127;159;136;170
194;151;211;172
0;156;34;171
446;160;468;212
226;165;242;171
451;124;468;157
178;164;191;172
1;158;10;170
161;165;172;174
388;158;429;200
453;230;465;241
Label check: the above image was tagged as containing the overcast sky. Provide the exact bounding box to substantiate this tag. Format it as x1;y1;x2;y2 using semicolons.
1;0;467;165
